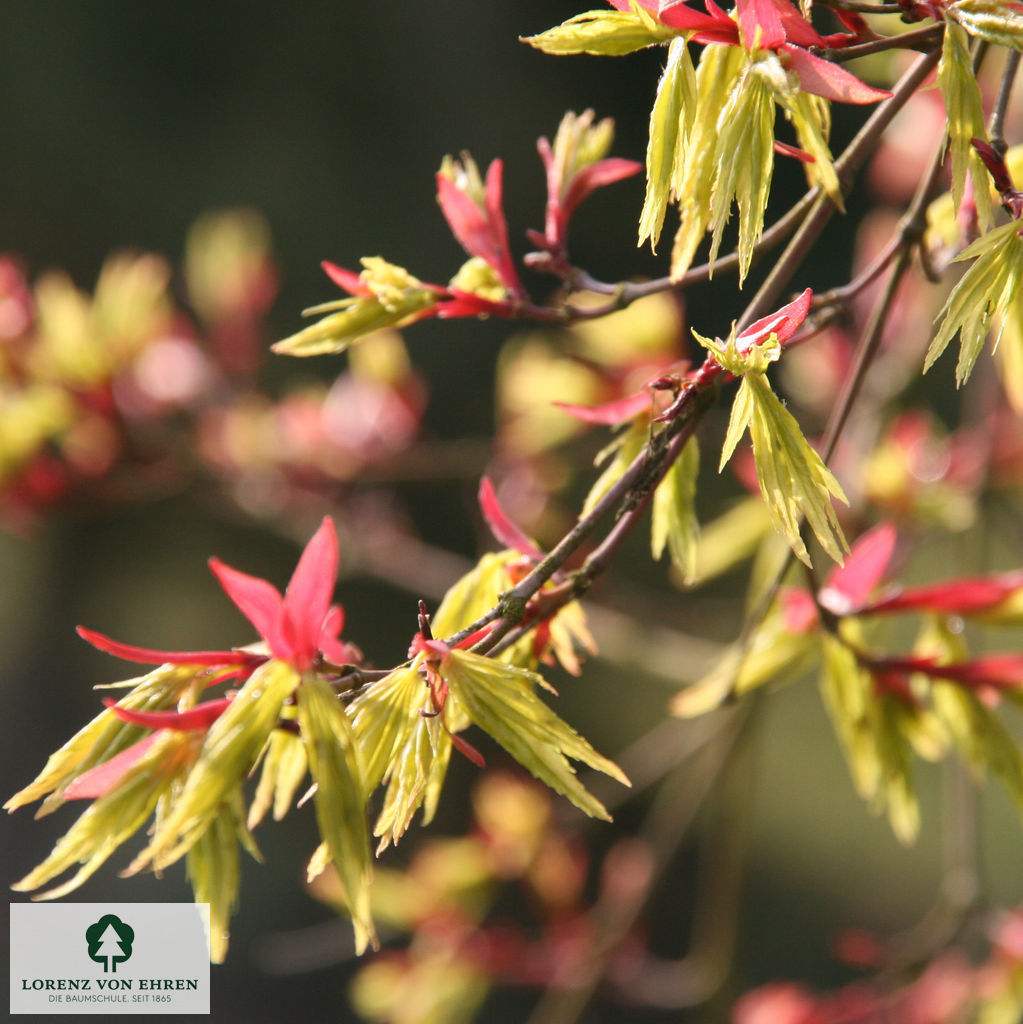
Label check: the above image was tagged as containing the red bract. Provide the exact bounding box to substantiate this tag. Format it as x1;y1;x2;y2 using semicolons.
209;516;352;671
737;287;813;353
76;625;262;670
320;259;515;323
62;697;235;801
780;522;896;631
553;390;653;425
532;132;641;256
436;158;523;295
79;517;356;676
103;696;235;732
478;477;545;562
818;522;897;615
862;570;1023;616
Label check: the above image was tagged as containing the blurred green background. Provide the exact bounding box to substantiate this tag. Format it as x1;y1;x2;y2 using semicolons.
1;3;1020;1022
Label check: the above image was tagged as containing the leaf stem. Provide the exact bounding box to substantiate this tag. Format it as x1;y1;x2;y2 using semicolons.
817;23;943;62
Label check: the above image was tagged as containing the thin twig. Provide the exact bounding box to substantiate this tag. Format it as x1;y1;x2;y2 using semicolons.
564;189;818;314
989;50;1021;156
816;23;943;62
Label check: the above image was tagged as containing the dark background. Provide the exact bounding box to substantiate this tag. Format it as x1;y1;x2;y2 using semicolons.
1;4;1020;1022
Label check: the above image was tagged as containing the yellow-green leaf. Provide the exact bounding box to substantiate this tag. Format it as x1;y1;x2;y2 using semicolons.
274;258;437;357
937;22;995;230
639;37;696;251
928;219;1023;384
349;667;429;795
744;374;848;565
949;0;1023;50
5;664;202;816
131;660;299;873
521;8;674;57
819;634;919;844
778;89;842;207
248;725;308;829
671;43;745;280
707;59;776;280
12;731;198;899
373;709;451;852
187;794;251;964
296;675;376;953
441;649;629;820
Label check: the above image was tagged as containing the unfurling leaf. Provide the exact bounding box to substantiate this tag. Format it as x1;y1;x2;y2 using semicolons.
671;43;745;280
521;8;674;57
819;634;919;844
742;373;848;566
937;22;995;231
948;0;1023;51
187;794;253;964
129;659;299;874
707;58;776;279
651;435;700;583
639;36;696;251
777;88;842;206
927;219;1023;384
440;649;629;820
350;667;430;795
273;258;438;357
11;730;198;899
373;707;452;853
296;675;375;952
248;723;308;829
5;664;201;815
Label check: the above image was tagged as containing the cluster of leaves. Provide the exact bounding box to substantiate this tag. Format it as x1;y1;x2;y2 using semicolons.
8;0;1023;1019
6;513;627;961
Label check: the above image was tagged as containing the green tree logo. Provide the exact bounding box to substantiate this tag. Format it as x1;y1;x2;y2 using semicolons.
85;914;134;973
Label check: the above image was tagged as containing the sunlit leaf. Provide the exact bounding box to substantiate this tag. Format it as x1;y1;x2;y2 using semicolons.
296;675;375;952
819;634;919;844
927;219;1023;384
187;793;254;963
521;8;674;57
639;37;696;251
671;43;745;280
12;731;198;899
5;664;202;816
248;723;308;829
948;0;1023;51
937;22;995;231
130;660;298;873
707;58;776;280
440;649;629;820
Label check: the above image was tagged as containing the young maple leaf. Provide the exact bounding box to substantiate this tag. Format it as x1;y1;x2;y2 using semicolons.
695;290;849;566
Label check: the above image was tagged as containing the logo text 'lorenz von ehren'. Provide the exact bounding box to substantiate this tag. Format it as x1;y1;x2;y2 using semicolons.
10;902;211;1014
86;914;135;973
